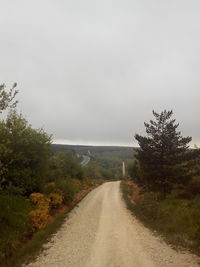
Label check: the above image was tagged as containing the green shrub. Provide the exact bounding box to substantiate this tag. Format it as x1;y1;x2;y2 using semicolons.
187;176;200;197
132;192;161;227
56;178;80;203
48;152;83;181
0;195;33;258
42;182;57;195
0;110;51;196
49;193;63;209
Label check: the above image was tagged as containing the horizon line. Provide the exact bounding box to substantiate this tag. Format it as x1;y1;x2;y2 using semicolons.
52;139;199;149
52;139;137;147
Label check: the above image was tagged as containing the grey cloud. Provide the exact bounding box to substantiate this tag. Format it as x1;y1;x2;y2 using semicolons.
0;0;199;146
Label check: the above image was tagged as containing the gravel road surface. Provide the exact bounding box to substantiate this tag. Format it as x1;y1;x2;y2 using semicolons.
26;181;199;267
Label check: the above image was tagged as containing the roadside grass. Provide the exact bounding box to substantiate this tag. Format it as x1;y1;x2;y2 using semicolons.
121;181;200;256
0;185;98;267
0;195;33;261
1;210;68;267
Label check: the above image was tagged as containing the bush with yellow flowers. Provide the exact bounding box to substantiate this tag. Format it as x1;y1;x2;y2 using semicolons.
49;193;63;209
29;193;45;204
29;193;50;231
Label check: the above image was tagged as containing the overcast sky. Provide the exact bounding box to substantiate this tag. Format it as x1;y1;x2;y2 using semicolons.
0;0;199;146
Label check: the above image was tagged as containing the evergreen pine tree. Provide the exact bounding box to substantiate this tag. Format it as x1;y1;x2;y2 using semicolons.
135;110;191;193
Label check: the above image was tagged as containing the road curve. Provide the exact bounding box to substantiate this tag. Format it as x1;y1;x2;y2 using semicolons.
80;155;90;166
26;182;199;267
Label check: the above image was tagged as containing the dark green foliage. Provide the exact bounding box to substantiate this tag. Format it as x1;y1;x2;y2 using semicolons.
184;149;200;198
0;110;51;195
128;160;142;183
99;167;115;179
0;195;33;258
187;176;200;197
48;151;83;181
0;204;71;267
83;161;101;179
123;111;199;255
135;110;192;192
55;179;80;203
83;160;118;180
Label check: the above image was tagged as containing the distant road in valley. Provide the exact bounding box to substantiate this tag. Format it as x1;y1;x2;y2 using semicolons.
80;155;90;166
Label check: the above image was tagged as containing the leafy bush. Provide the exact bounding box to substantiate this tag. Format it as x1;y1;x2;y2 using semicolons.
0;110;51;195
0;195;33;258
55;178;81;203
43;182;56;195
48;151;83;181
187;176;200;197
132;192;162;227
29;193;50;231
49;193;63;209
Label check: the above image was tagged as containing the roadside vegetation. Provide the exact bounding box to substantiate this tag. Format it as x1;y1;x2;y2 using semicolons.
0;84;104;266
122;110;200;255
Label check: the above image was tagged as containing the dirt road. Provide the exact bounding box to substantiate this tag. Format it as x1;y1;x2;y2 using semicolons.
26;181;199;267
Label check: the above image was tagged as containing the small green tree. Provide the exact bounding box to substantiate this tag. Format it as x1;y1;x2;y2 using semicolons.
0;110;51;195
48;151;83;181
135;110;191;193
83;161;101;179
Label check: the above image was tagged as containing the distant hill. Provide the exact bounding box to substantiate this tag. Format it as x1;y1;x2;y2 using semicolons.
51;144;138;179
51;144;137;156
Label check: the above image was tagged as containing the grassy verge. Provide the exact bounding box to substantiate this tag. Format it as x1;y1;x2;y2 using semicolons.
1;211;68;267
121;180;200;256
0;185;99;267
